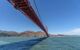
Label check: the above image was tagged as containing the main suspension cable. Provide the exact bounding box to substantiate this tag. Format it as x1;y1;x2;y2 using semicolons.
33;0;41;20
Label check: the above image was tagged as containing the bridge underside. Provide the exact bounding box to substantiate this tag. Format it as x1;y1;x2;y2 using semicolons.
8;0;49;37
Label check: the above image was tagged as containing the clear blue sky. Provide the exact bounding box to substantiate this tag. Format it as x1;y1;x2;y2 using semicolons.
0;0;80;35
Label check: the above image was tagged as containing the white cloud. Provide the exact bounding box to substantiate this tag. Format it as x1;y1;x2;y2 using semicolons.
63;28;80;35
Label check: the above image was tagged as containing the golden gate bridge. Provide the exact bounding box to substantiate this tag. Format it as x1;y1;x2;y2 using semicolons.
7;0;49;37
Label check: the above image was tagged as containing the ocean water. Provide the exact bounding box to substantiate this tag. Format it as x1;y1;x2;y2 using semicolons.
0;37;36;45
0;36;80;50
31;36;80;50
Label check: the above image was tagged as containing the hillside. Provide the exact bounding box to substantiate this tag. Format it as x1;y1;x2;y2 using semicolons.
0;30;47;37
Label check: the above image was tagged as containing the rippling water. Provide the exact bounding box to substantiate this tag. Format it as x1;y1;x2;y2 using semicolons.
31;36;80;50
0;36;80;50
0;37;36;45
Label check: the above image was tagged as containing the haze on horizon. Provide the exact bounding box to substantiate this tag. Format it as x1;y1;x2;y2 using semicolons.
0;0;80;35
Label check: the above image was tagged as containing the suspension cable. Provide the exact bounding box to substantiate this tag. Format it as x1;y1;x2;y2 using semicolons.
33;0;47;27
33;0;49;37
33;0;41;19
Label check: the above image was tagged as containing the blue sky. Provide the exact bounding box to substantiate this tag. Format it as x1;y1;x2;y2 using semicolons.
0;0;80;35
